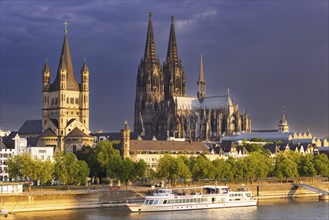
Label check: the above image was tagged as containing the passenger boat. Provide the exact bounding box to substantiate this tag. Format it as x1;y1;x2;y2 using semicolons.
127;185;257;212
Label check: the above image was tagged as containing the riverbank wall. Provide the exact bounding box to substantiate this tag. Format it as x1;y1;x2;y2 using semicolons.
1;182;328;213
0;188;142;213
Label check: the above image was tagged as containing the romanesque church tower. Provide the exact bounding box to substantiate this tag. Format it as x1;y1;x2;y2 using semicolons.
134;13;165;135
41;23;93;152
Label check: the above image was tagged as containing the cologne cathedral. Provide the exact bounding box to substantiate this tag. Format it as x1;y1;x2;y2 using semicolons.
134;13;251;141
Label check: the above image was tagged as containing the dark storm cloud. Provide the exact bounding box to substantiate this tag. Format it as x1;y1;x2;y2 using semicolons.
0;1;328;137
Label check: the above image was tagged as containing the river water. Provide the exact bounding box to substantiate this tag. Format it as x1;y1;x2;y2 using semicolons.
12;199;329;220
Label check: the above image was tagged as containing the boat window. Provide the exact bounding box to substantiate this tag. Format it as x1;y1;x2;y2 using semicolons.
175;199;178;204
144;200;149;205
163;200;167;204
194;198;197;203
246;193;251;198
153;200;159;205
149;200;154;205
158;200;163;204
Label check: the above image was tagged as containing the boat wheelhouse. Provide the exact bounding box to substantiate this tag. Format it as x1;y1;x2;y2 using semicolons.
127;185;257;212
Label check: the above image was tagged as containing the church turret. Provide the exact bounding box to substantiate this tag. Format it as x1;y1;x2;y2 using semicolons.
42;58;51;128
80;58;90;130
197;53;206;101
59;55;67;90
42;58;51;92
163;16;186;100
278;107;289;132
121;121;131;159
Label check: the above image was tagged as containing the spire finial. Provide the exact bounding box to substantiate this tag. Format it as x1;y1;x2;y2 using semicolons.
227;88;230;97
64;21;68;34
84;57;87;63
199;52;205;81
171;15;174;23
149;12;152;20
45;57;48;63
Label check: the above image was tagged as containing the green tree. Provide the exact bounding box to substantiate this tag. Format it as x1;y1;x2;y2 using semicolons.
190;154;215;182
7;154;36;182
156;154;174;182
76;160;90;185
250;138;266;142
38;159;54;185
212;158;226;182
244;143;264;153
115;158;136;188
94;140;121;181
299;154;317;180
8;154;55;189
135;159;147;182
313;154;329;179
222;157;236;182
250;152;273;182
274;153;299;182
54;153;90;187
176;156;191;184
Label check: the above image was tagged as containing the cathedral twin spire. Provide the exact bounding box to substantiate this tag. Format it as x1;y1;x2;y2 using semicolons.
144;12;157;63
167;16;179;65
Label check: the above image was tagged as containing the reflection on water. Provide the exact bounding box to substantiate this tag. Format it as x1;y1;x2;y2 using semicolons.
12;200;329;220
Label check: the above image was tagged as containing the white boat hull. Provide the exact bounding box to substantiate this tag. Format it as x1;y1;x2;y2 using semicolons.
128;200;257;212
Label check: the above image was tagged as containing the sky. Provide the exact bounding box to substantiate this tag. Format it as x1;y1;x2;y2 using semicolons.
0;0;328;138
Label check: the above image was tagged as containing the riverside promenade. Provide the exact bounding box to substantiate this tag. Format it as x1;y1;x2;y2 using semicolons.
1;181;328;213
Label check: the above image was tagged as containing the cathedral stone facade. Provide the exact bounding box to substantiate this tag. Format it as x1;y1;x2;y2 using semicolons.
40;25;93;152
134;13;251;141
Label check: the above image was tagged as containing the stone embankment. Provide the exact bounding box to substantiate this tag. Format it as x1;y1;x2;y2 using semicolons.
1;188;144;213
1;182;328;213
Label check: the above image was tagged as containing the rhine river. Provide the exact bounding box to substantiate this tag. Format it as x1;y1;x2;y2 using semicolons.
12;199;329;220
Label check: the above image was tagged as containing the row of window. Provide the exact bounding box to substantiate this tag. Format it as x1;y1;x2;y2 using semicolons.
144;197;211;206
44;96;88;105
0;161;8;165
0;167;8;173
229;193;243;197
0;153;12;158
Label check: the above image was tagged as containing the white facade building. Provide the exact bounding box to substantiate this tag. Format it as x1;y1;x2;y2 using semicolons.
0;148;15;182
0;134;54;182
26;146;54;161
13;134;54;161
